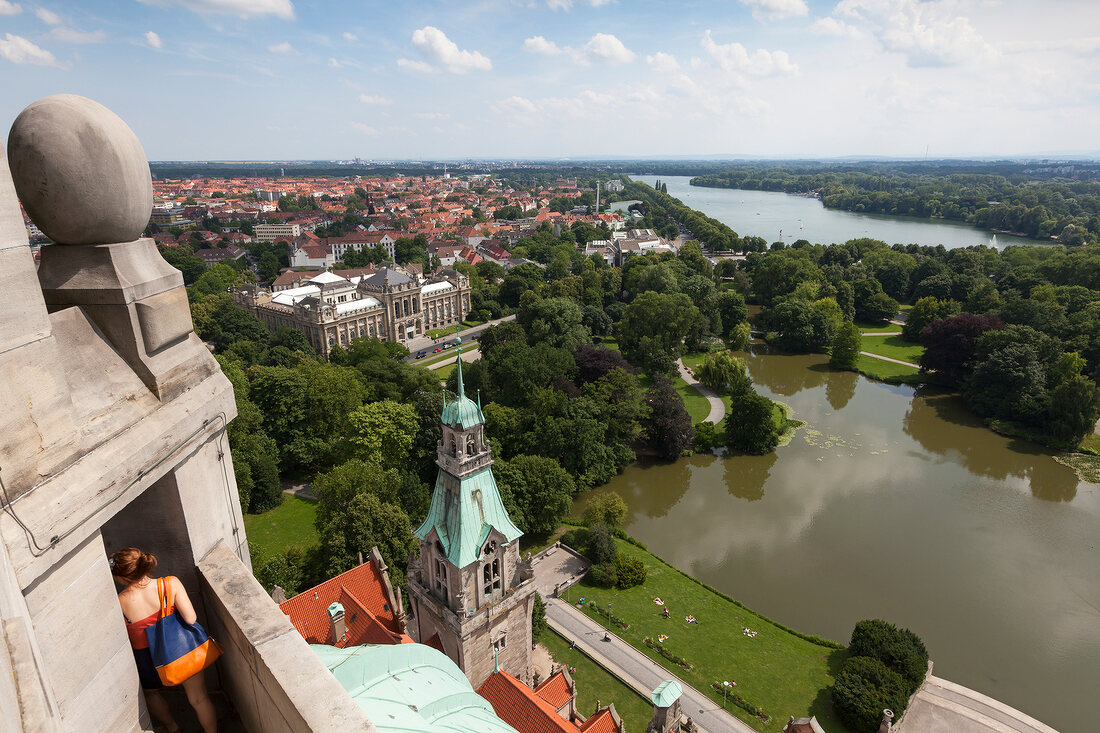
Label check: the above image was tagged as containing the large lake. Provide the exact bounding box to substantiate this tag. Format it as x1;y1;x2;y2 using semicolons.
632;175;1042;250
575;348;1099;732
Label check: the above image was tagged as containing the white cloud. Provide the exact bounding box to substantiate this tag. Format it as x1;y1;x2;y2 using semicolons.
495;95;538;115
351;122;378;136
35;7;59;24
0;33;59;66
144;30;162;48
833;0;996;67
646;51;679;72
328;57;341;68
546;0;614;10
136;0;294;20
415;112;450;120
524;35;562;56
701;30;798;76
738;0;808;21
0;0;21;15
342;32;357;41
358;94;392;105
579;32;634;64
811;16;863;39
405;26;491;74
47;27;106;43
267;41;293;54
523;32;634;65
396;57;436;74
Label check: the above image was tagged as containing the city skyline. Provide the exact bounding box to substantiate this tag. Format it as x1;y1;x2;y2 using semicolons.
1;0;1098;160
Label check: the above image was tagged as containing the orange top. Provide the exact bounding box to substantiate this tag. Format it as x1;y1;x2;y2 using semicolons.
123;577;174;650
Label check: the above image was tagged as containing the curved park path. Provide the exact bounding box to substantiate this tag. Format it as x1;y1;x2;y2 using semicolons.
678;359;725;424
544;597;756;733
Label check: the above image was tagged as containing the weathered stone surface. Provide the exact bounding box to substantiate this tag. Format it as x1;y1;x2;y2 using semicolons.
136;288;192;354
8;94;152;245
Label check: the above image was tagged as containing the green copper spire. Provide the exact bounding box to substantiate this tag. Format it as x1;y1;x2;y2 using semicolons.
454;337;465;398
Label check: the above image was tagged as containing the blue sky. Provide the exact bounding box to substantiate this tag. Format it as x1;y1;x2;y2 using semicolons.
1;0;1098;160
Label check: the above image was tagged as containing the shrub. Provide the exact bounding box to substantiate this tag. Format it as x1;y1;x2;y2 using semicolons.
586;561;619;588
849;619;929;693
832;656;910;733
532;594;547;641
693;421;719;452
614;554;647;589
586;524;618;565
559;527;589;552
583;492;628;528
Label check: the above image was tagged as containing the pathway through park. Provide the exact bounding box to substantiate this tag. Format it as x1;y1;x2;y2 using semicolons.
677;359;725;424
544;597;756;733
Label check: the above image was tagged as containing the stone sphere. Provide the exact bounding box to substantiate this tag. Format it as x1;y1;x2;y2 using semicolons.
8;94;152;245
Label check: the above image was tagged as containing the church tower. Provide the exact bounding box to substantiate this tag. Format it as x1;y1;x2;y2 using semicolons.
406;339;536;689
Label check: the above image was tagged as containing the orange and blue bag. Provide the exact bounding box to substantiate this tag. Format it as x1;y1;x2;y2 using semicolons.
145;577;222;686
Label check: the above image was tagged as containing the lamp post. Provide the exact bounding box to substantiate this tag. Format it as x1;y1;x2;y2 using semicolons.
607;604;612;632
723;680;731;708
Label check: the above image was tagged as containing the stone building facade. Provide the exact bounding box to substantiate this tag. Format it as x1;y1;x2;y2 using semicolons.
406;350;536;689
235;266;471;358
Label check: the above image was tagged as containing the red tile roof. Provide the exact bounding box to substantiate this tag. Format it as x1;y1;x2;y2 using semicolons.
478;670;576;733
579;709;617;733
279;561;410;648
535;672;572;709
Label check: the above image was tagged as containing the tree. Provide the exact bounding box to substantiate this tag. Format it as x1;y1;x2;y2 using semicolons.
644;376;695;460
919;314;1004;386
494;455;574;536
583;491;628;528
830;321;861;370
316;490;417;587
716;290;748;337
573;345;637;387
518;296;591;352
761;298;835;352
696;351;752;396
963;343;1049;424
531;594;548;641
860;291;900;324
348;399;419;468
614;554;646;589
831;657;910;733
848;618;930;693
903;296;951;342
1047;375;1100;445
725;390;780;455
619;291;704;375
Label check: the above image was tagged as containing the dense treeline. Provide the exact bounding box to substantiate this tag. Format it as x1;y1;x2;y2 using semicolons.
691;163;1100;245
738;232;1100;447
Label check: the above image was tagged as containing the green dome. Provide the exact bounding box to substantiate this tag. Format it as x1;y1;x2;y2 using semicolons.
442;394;484;429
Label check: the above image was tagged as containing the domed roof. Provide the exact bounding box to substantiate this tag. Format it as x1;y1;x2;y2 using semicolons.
442;393;483;429
440;338;483;428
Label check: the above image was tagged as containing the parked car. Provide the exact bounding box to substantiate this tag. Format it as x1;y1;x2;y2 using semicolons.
416;350;426;358
432;348;444;354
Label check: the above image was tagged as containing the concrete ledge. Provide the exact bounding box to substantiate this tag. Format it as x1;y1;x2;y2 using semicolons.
198;541;380;733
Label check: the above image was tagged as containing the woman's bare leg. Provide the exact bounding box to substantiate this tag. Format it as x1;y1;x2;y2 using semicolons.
181;673;217;733
143;690;181;733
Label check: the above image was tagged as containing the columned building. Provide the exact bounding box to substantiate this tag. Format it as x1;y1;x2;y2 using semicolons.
234;265;471;358
406;347;536;689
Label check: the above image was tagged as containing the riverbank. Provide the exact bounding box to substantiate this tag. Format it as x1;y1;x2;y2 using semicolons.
556;535;845;732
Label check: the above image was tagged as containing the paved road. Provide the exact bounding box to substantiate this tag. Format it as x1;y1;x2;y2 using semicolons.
861;331;903;336
545;598;756;733
407;314;516;360
677;358;725;424
859;351;920;369
427;346;480;370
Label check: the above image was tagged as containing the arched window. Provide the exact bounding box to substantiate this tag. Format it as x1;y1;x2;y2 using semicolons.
466;436;475;456
483;558;500;597
450;438;457;457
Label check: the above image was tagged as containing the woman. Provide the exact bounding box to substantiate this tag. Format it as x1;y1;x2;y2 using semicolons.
110;548;217;733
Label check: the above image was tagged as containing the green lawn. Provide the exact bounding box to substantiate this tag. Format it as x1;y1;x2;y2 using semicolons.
567;539;845;732
856;353;921;381
856;321;902;334
243;495;319;559
540;629;654;732
435;362;457;381
858;335;924;365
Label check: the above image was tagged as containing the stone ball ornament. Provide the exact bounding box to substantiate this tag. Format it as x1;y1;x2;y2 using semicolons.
8;94;153;245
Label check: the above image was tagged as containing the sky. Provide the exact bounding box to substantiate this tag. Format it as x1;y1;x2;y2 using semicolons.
1;0;1098;160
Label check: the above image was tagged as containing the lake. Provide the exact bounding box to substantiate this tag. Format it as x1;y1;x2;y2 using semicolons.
575;348;1099;732
632;175;1042;250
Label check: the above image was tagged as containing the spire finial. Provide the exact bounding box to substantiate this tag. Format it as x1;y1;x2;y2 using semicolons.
477;388;482;410
494;644;500;673
454;337;465;398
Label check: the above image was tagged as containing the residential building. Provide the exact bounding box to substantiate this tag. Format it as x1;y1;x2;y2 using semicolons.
254;222;301;242
196;244;246;265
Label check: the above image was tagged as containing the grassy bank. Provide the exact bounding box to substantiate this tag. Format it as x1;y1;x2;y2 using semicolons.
564;538;844;731
858;334;923;365
540;630;653;731
855;353;924;383
243;494;319;559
